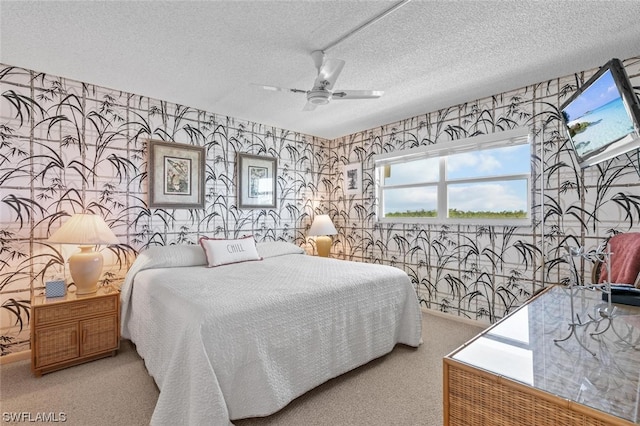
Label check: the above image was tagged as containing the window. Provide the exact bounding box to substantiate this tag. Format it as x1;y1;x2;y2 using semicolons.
374;129;531;225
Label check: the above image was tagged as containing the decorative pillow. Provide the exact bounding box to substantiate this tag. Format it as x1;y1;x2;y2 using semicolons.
199;236;262;267
598;233;640;287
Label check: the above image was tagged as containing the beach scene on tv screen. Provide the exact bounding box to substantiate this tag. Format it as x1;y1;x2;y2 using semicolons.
563;70;635;157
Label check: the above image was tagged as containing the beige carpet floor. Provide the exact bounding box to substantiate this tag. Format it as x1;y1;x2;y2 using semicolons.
0;312;484;426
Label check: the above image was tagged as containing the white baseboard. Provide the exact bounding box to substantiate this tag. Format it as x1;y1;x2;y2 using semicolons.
0;349;30;365
421;306;489;329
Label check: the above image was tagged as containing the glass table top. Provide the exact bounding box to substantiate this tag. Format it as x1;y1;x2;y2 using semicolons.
451;285;640;423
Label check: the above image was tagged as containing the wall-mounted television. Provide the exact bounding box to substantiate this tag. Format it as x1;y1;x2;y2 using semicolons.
560;58;640;168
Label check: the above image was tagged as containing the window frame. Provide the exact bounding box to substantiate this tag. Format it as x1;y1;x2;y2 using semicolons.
373;129;532;226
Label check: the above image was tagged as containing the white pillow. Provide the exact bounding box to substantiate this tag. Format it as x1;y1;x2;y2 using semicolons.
199;236;262;267
138;244;207;267
256;241;305;259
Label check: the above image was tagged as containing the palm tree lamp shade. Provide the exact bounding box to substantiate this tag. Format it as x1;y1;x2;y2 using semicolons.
47;214;120;295
308;214;338;257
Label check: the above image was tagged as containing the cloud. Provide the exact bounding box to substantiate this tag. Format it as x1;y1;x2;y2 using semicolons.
448;181;527;212
384;181;527;213
447;151;502;174
385;158;438;185
384;186;437;213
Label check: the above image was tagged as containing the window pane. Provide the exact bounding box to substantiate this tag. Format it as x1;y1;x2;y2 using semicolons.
383;186;437;218
384;157;439;185
447;144;530;180
447;180;528;219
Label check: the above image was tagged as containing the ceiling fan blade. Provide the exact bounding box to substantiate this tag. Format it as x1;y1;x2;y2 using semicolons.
252;83;307;94
302;101;318;111
332;90;384;99
313;58;345;91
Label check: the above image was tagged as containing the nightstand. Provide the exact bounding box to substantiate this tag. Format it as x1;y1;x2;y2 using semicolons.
31;286;120;376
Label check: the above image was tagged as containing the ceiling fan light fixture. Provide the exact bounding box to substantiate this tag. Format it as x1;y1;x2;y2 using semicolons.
257;51;382;110
307;90;331;105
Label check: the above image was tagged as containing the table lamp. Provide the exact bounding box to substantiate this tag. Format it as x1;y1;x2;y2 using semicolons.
47;214;120;294
308;214;338;257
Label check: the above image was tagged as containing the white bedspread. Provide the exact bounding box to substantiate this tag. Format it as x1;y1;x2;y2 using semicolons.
120;243;422;425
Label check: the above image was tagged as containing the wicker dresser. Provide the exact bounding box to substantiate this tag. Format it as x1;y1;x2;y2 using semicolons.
31;286;120;376
444;285;639;425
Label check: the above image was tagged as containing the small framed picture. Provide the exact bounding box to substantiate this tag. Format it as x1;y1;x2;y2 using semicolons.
237;153;277;209
148;140;205;209
343;162;362;195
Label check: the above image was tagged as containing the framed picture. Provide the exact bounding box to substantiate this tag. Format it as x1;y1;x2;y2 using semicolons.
343;162;362;195
237;153;277;209
148;140;205;209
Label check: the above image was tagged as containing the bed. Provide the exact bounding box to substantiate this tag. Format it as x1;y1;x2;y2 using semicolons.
120;241;422;425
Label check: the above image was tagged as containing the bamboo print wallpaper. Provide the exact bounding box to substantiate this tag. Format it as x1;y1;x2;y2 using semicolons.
0;66;328;355
1;56;639;356
329;56;640;323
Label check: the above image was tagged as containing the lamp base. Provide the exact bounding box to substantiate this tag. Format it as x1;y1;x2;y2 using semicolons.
69;246;103;295
316;235;333;257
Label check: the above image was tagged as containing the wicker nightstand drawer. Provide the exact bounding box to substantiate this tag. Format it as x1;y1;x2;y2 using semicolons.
34;296;117;326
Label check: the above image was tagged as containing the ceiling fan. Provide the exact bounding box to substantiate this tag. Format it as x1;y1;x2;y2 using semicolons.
256;50;384;111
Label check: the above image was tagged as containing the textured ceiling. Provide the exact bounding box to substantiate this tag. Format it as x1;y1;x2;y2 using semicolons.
2;1;640;140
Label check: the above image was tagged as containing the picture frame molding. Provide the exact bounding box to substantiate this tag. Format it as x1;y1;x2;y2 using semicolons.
148;139;206;209
237;153;278;209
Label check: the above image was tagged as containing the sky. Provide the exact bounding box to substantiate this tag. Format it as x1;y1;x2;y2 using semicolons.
383;144;530;214
562;70;620;121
